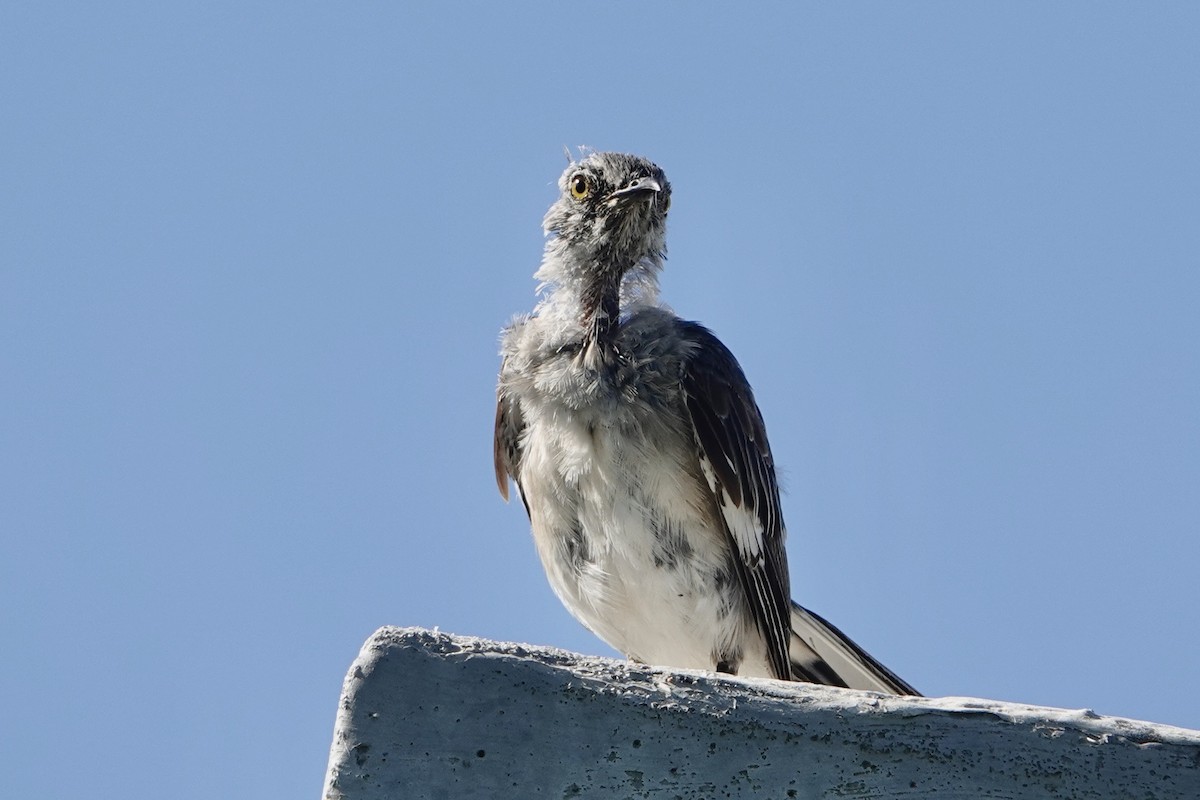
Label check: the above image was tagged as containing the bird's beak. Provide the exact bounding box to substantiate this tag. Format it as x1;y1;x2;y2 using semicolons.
607;178;661;206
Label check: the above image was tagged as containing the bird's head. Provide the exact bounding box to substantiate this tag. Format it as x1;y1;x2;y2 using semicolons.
541;152;672;281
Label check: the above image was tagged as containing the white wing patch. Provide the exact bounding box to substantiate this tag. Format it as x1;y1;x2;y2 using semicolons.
697;451;765;566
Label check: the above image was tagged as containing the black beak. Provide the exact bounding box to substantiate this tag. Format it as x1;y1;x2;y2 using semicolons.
606;177;662;205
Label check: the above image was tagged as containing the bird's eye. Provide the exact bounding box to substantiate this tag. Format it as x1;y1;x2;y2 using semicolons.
569;173;590;200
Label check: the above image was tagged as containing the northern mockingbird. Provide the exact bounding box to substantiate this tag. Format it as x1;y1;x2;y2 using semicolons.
495;152;918;694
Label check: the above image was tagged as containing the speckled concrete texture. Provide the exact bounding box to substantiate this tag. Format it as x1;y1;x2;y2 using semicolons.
323;627;1200;799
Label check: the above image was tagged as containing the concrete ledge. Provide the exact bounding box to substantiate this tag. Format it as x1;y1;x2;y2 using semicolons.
323;626;1200;799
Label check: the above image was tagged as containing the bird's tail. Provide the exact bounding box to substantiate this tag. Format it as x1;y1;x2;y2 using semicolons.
788;602;921;696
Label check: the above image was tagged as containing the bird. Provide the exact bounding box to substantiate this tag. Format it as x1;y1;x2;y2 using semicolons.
494;151;919;695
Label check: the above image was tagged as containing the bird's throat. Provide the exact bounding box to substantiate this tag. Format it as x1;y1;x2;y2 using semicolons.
579;270;622;362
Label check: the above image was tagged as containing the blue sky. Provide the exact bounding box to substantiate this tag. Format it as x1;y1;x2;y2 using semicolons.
3;3;1198;797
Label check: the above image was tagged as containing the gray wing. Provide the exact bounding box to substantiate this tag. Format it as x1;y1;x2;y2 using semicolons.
494;379;528;514
680;321;920;694
679;321;797;681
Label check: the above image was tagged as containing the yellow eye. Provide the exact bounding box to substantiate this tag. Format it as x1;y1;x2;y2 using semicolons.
569;173;590;200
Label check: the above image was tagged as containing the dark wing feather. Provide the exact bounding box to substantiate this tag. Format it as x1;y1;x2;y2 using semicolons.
679;321;793;680
494;383;528;515
680;322;920;694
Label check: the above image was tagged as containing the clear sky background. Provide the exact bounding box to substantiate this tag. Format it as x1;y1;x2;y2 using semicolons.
3;3;1198;798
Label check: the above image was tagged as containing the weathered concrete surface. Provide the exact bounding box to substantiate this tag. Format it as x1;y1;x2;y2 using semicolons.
323;626;1200;799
